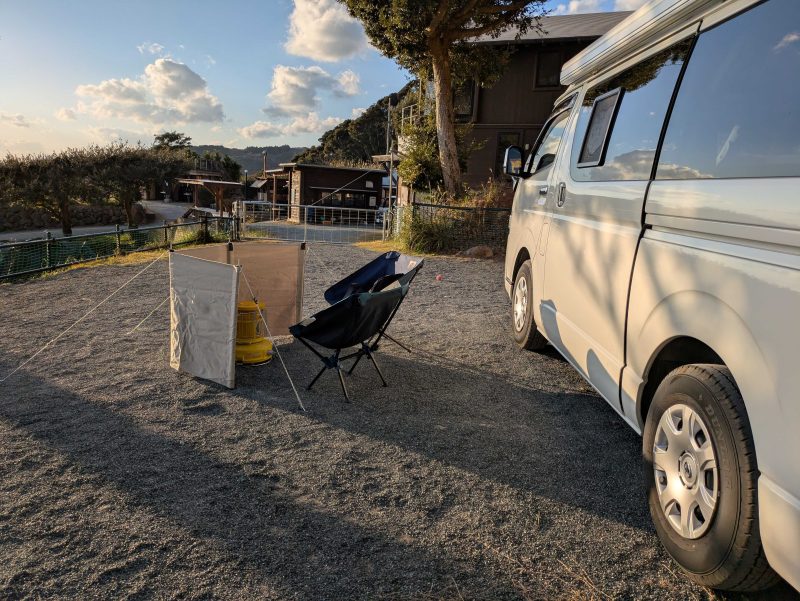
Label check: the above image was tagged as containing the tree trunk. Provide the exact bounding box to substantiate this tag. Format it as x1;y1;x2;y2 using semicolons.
430;38;462;197
58;195;73;237
123;195;134;228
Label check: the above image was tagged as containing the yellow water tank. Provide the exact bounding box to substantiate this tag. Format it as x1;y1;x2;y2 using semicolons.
235;300;273;365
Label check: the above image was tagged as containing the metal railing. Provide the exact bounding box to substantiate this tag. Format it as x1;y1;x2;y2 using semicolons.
0;216;235;280
239;202;388;244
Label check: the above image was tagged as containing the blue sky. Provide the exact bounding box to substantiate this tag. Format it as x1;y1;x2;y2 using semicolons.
0;0;635;153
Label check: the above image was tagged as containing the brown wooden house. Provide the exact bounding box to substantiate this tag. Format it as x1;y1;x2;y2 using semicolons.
252;163;386;222
456;12;631;188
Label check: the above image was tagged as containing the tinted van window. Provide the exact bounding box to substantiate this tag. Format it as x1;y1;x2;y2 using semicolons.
657;0;800;179
527;111;569;174
571;40;691;181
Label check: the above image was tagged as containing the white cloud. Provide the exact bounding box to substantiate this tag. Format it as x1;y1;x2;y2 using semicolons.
263;65;360;116
55;107;77;121
288;112;342;133
137;42;165;55
76;58;224;124
554;0;602;14
0;113;36;128
613;0;649;10
774;31;800;51
351;107;366;118
238;121;285;139
238;112;342;139
87;126;149;143
285;0;369;62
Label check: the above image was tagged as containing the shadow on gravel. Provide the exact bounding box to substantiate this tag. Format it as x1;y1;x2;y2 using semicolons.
0;365;520;600
239;341;653;534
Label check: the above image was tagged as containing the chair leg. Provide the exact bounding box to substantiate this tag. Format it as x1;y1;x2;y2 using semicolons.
336;363;350;402
382;333;412;353
307;364;327;391
365;347;388;387
346;353;364;375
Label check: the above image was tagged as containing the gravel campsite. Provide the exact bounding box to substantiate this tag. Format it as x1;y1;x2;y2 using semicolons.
0;244;795;600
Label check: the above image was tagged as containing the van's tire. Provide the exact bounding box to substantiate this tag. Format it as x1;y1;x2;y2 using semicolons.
511;260;548;351
643;364;779;592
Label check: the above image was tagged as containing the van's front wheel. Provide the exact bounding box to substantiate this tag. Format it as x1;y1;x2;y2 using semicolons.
643;364;779;591
511;260;548;351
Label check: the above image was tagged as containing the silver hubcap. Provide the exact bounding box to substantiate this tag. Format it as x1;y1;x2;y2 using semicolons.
513;276;528;332
653;403;719;539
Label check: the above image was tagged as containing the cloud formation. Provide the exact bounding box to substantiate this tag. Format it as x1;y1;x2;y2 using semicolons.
285;0;369;62
774;31;800;51
0;113;35;128
264;65;359;117
613;0;649;9
87;126;149;143
238;112;342;140
554;0;602;14
137;42;165;55
55;107;77;121
75;58;224;124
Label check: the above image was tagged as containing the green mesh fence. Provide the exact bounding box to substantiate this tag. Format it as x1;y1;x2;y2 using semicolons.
0;218;234;280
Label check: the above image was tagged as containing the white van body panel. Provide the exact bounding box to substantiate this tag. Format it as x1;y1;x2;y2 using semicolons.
505;0;800;590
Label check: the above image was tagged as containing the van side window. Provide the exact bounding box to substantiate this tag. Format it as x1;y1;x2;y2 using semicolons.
525;111;570;174
656;0;800;180
571;39;692;181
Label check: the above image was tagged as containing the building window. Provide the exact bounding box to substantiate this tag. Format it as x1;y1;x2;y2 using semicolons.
535;51;562;88
454;80;476;122
365;180;374;188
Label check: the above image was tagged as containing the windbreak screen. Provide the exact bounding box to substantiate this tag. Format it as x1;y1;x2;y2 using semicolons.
177;241;305;336
169;252;239;388
231;242;304;336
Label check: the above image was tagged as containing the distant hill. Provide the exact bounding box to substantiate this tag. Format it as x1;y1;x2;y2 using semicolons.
190;145;306;173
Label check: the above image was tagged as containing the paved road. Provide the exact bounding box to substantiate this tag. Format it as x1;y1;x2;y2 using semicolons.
245;220;384;244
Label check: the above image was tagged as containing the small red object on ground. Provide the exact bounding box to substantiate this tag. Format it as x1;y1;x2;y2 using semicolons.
436;274;443;281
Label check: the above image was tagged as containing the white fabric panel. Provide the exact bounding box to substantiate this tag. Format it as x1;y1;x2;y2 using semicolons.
169;252;240;388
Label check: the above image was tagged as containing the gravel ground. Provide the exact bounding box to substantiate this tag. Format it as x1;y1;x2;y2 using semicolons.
0;244;797;600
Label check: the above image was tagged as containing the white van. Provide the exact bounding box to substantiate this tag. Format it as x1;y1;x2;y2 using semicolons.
502;0;799;592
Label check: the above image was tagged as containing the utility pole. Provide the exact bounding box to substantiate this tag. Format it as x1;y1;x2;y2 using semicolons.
386;98;392;154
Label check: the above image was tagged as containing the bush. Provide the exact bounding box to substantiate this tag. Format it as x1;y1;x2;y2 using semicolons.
399;211;460;253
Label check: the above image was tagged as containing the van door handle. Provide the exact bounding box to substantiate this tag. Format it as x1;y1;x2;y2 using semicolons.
556;182;566;207
538;185;548;196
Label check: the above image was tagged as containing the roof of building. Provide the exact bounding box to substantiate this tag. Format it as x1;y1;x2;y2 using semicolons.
475;11;632;44
279;162;386;174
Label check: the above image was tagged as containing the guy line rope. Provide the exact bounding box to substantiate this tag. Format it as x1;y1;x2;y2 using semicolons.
1;252;167;383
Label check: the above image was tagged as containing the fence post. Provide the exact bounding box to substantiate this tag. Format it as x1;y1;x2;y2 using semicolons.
115;224;122;255
201;213;209;243
303;206;308;243
163;220;169;247
45;231;52;268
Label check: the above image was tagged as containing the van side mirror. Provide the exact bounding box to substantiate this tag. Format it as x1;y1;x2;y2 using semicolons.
503;145;524;177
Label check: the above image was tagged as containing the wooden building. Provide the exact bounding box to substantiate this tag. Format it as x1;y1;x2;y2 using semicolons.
459;12;630;187
251;163;386;222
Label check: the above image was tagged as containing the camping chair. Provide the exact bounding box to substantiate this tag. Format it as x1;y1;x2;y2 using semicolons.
289;283;409;401
324;251;424;354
